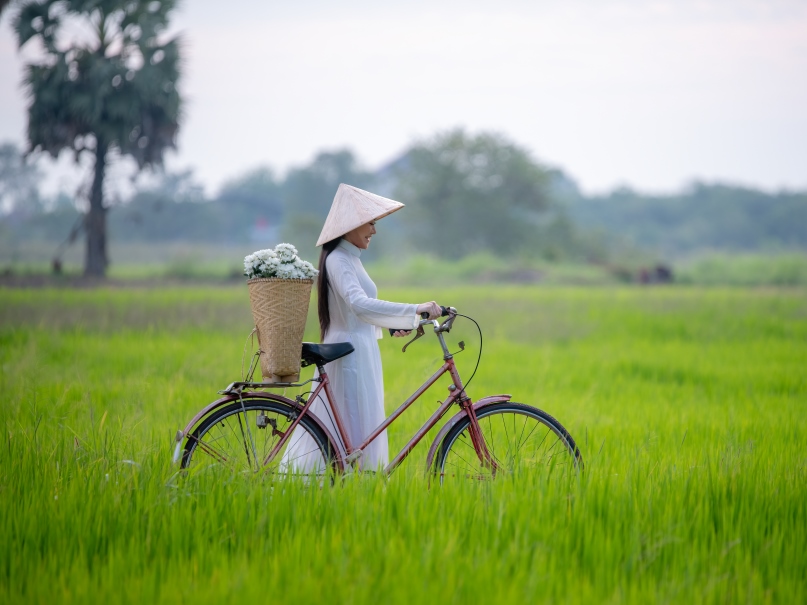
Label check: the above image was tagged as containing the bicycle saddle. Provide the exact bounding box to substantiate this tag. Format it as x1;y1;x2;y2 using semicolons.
300;342;355;367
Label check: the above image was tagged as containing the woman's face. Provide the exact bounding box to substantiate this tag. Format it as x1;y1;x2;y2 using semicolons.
344;221;377;249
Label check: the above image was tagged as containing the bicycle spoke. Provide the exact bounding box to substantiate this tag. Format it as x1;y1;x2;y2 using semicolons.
544;450;570;467
485;415;498;463
262;425;272;455
447;442;487;475
443;458;492;481
223;416;250;462
541;436;566;464
454;431;504;469
183;401;334;478
206;425;236;458
499;411;513;464
438;405;580;484
531;427;553;459
517;417;543;454
236;412;255;470
188;434;230;464
213;414;254;470
515;413;529;453
206;425;238;454
282;447;327;465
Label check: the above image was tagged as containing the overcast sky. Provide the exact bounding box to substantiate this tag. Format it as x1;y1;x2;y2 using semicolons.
1;0;806;197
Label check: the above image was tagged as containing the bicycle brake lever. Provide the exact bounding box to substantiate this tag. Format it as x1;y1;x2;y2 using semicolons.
401;325;425;353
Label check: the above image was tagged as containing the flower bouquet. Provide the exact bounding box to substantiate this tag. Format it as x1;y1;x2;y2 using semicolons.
244;244;319;383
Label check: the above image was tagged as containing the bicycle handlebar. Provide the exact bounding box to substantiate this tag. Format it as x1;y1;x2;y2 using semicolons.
419;306;450;320
390;306;452;336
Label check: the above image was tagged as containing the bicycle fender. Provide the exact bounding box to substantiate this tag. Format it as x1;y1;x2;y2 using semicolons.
176;392;345;471
424;394;512;471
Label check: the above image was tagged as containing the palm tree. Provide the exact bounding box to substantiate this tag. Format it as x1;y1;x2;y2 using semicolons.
12;0;182;276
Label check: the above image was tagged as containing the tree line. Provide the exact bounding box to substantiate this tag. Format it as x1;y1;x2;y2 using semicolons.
0;130;599;266
565;183;807;256
4;132;807;271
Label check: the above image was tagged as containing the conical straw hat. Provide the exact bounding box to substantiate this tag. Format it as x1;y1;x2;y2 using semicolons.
316;184;405;246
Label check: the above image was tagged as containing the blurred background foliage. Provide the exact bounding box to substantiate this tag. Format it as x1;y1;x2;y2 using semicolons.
2;127;806;285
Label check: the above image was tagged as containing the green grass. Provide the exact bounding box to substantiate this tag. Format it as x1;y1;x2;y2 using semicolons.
5;238;807;285
1;285;806;603
677;253;807;286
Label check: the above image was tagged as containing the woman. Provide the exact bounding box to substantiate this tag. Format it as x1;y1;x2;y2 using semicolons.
282;184;440;472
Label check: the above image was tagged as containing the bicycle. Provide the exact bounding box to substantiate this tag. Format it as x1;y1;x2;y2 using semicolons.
172;307;583;483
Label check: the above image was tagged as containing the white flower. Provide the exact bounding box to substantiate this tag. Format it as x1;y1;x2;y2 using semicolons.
275;243;298;263
245;243;316;279
299;260;318;278
274;263;291;278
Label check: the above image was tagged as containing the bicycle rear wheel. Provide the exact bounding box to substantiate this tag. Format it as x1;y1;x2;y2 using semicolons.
181;398;337;479
434;403;582;484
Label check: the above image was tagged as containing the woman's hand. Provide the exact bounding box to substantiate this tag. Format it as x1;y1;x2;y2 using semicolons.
416;301;442;320
392;302;439;336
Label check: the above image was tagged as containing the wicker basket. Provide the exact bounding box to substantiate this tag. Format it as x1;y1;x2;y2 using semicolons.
247;277;314;383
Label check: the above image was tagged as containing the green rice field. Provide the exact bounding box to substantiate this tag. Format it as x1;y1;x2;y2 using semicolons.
1;285;805;603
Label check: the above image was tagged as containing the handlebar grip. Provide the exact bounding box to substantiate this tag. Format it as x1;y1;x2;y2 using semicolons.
391;306;452;335
420;306;450;320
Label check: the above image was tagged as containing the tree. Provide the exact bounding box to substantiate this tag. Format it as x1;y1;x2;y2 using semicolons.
111;168;210;241
393;129;553;258
12;0;182;276
282;150;375;216
280;150;375;259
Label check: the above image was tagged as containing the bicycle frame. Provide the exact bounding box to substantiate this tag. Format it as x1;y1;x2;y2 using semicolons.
292;354;471;474
175;315;510;475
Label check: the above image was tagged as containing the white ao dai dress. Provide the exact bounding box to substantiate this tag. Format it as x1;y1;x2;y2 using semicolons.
282;239;419;471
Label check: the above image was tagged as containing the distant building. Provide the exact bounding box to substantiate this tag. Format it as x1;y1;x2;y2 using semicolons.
251;217;280;244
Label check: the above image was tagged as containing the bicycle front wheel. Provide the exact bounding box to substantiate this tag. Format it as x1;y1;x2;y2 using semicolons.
181;398;337;479
434;403;582;484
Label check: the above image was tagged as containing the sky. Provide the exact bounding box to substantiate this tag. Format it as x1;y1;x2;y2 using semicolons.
1;0;806;198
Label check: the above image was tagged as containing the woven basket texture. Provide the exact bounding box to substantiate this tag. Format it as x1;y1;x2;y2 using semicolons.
247;278;313;382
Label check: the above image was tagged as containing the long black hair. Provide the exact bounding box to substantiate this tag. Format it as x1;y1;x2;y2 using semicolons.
317;238;341;340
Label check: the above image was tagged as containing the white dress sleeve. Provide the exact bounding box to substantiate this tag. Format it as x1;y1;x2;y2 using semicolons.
328;253;419;331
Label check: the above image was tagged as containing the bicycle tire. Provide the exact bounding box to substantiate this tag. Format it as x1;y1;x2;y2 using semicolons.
181;398;337;479
434;402;582;484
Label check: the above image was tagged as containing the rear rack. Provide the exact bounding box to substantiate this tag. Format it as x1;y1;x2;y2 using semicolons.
219;377;318;395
